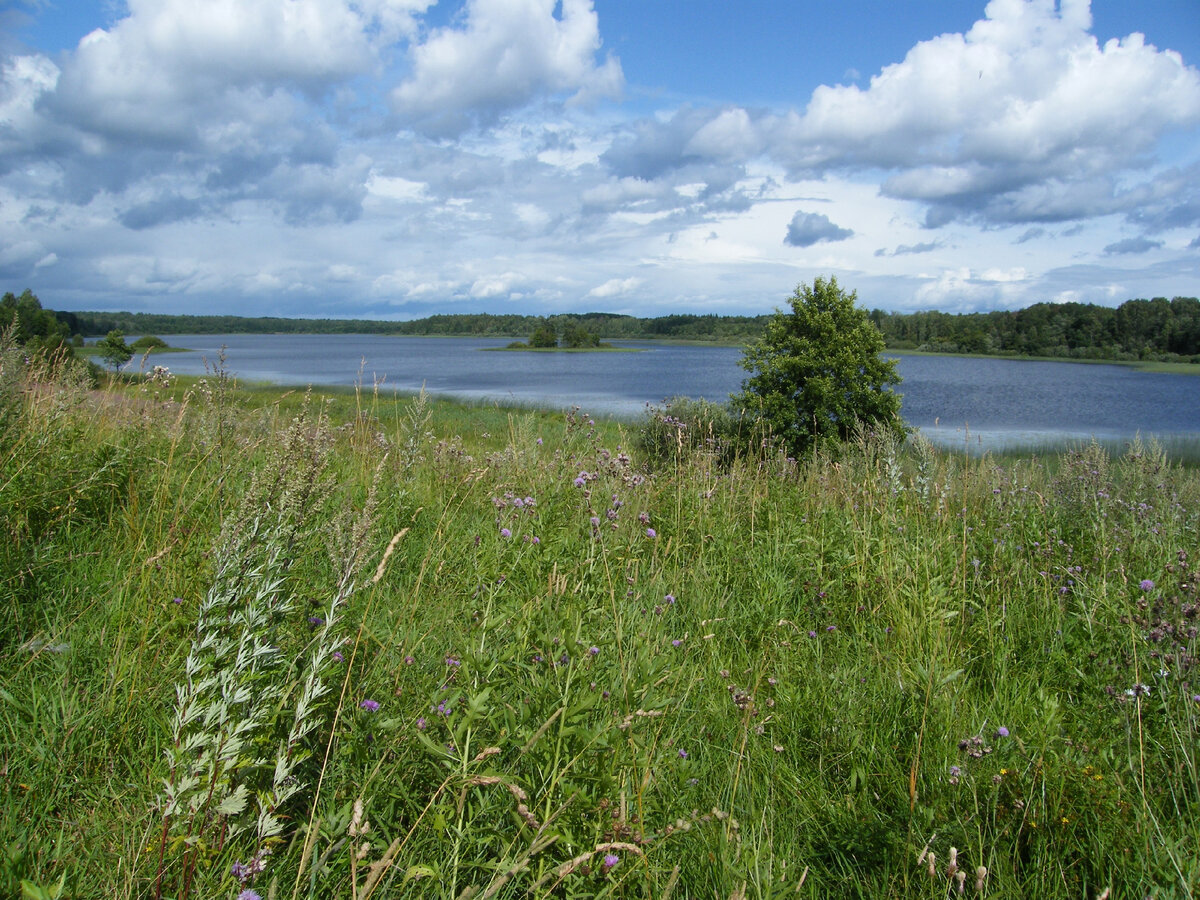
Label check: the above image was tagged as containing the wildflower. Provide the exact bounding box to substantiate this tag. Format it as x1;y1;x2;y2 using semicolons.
678;748;688;759
646;528;657;538
588;646;600;656
172;597;183;605
332;651;344;663
307;616;325;626
536;437;543;445
602;853;620;871
807;630;817;639
532;536;540;544
416;717;427;731
1140;579;1155;592
665;593;676;604
404;655;415;665
590;516;600;527
239;891;262;900
512;497;524;508
996;726;1010;737
826;625;836;632
672;639;683;647
360;699;380;712
638;511;650;524
500;527;512;538
445;656;460;667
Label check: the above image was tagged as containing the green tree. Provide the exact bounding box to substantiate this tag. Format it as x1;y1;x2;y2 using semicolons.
561;324;600;349
528;325;558;348
733;277;903;455
96;330;133;371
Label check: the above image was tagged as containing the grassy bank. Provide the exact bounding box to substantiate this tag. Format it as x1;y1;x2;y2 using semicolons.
3;346;1199;899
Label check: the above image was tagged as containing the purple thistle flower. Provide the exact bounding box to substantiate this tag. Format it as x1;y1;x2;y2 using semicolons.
588;646;600;656
172;597;183;605
665;593;676;604
678;748;688;758
807;630;817;639
602;853;620;870
646;528;657;539
332;651;344;663
404;654;415;665
445;656;460;667
672;639;683;647
536;437;543;445
996;726;1010;737
238;891;262;900
590;516;600;527
1140;579;1156;592
500;527;512;538
416;717;427;730
360;699;380;712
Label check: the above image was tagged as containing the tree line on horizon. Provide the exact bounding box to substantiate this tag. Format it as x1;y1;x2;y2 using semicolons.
6;289;1200;363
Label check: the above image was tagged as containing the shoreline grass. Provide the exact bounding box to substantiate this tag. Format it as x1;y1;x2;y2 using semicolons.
4;348;1200;898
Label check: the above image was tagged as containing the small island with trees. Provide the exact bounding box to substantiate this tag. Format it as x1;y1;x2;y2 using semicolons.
495;322;633;351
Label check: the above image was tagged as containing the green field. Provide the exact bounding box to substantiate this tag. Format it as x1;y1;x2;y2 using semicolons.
3;348;1198;899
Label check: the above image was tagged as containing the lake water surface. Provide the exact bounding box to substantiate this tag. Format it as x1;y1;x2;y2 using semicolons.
145;334;1199;450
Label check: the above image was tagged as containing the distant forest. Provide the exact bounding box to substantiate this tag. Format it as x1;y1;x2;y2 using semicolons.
45;294;1200;363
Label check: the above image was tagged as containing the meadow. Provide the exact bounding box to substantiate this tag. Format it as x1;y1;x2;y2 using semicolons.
2;342;1198;899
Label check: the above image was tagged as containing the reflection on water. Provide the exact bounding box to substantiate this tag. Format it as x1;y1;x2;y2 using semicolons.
148;334;1199;451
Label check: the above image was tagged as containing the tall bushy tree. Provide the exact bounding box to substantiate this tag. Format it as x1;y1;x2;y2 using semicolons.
734;277;903;455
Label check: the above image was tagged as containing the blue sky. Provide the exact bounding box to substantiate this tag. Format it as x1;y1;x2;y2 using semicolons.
2;0;1198;319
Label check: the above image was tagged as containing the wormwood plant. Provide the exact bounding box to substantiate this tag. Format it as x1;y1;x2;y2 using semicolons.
153;397;380;899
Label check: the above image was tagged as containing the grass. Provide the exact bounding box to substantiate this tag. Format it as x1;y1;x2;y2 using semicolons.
3;341;1200;899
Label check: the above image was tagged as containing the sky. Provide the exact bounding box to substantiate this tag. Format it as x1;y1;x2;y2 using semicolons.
1;0;1198;320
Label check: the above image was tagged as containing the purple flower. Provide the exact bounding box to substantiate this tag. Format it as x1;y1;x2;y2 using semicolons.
949;765;962;777
512;497;524;508
677;748;688;758
239;891;262;900
807;630;817;639
416;717;427;730
307;616;325;626
588;646;600;656
532;536;540;544
1140;579;1156;592
404;654;415;665
996;726;1009;737
590;516;600;527
360;699;380;712
536;437;543;445
665;594;676;604
172;597;183;605
445;656;460;667
672;639;682;647
646;528;657;539
332;651;344;663
500;527;512;538
602;853;620;871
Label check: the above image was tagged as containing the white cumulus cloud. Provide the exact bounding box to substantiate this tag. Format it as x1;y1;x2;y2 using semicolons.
391;0;622;135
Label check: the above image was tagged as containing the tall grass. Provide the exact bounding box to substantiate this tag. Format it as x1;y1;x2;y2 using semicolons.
2;346;1198;898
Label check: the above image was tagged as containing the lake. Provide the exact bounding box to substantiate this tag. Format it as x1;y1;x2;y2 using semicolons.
137;334;1199;450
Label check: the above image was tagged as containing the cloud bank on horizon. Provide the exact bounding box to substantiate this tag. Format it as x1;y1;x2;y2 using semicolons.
1;0;1198;318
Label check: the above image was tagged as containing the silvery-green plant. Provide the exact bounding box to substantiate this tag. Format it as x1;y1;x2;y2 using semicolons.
153;398;376;900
